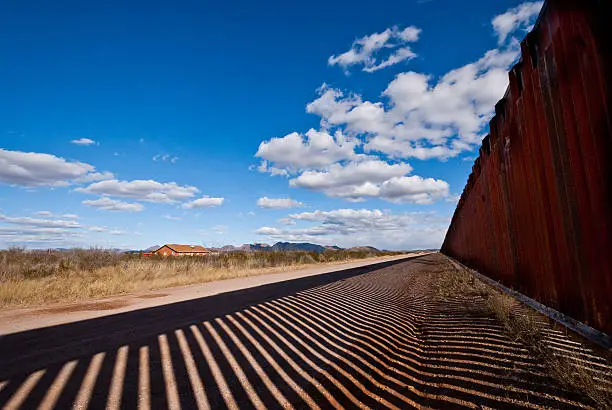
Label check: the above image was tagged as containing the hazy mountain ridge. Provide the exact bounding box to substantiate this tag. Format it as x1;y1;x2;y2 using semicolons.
204;242;381;253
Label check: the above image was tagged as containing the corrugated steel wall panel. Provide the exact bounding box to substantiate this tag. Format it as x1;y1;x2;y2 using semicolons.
442;0;612;335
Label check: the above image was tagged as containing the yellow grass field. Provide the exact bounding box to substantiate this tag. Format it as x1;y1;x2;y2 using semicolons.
0;248;405;309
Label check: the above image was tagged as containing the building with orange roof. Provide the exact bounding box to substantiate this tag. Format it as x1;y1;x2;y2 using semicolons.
154;244;211;256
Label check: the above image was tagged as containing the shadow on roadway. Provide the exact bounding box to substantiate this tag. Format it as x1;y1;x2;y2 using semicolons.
0;253;599;409
0;257;414;409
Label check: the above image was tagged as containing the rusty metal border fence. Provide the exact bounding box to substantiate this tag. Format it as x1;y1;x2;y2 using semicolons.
442;0;612;336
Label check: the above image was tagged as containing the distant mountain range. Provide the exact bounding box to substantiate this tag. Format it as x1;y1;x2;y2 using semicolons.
215;243;272;252
269;242;327;253
345;246;381;253
143;242;382;253
212;242;334;253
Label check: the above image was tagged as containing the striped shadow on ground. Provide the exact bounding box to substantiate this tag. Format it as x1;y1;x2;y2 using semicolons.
0;254;610;409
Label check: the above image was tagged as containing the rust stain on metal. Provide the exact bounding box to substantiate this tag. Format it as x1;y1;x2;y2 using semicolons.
443;0;612;336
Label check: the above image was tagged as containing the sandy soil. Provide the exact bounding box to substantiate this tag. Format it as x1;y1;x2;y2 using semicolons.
0;254;415;336
0;253;609;409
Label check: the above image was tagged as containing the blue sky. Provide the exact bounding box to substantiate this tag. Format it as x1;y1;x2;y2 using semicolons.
0;0;543;250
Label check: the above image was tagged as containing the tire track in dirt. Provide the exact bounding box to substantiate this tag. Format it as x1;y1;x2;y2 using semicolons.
0;253;609;409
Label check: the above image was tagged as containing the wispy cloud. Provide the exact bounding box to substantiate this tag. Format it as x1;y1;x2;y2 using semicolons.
153;154;179;163
35;211;79;219
257;197;302;209
182;196;225;209
77;179;199;203
213;225;227;235
329;26;421;73
0;148;111;187
0;213;81;228
71;138;98;146
492;2;543;45
82;197;144;212
256;208;449;250
0;212;85;245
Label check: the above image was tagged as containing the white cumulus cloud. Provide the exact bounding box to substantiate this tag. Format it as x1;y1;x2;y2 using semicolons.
309;45;519;161
75;171;115;183
255;128;358;172
256;208;449;250
255;123;452;204
290;159;412;202
182;196;225;209
492;2;543;45
71;138;97;146
76;179;199;203
82;197;145;212
255;3;541;205
280;3;541;163
290;160;448;204
0;214;81;228
0;148;110;187
257;197;302;209
379;176;450;204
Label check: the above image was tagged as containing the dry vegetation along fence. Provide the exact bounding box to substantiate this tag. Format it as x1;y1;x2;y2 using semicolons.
0;248;400;308
436;262;612;409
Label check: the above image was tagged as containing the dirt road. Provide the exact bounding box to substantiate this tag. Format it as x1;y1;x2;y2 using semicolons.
0;254;606;409
0;254;415;336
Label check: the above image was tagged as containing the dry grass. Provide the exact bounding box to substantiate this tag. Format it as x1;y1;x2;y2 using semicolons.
437;262;612;409
0;248;404;309
486;290;612;409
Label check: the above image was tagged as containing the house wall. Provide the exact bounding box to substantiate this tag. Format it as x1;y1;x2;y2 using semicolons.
153;246;210;256
155;246;174;256
442;0;612;335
